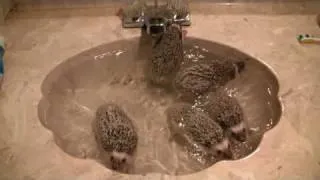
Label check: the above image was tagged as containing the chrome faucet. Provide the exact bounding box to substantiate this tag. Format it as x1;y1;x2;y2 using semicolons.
121;0;191;36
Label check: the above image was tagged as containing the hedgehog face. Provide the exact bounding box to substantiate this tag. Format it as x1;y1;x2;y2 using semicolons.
230;121;248;142
212;138;233;159
110;151;132;173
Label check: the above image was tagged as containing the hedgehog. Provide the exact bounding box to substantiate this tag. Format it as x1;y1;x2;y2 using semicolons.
147;23;184;86
202;90;247;142
93;103;138;173
173;59;245;101
166;103;233;159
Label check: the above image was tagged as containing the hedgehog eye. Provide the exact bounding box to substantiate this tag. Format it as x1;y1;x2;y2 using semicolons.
122;158;126;163
110;156;114;161
217;150;222;155
242;129;246;133
204;141;211;148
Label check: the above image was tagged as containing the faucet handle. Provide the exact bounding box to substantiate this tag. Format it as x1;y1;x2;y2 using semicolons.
167;0;191;26
121;0;146;28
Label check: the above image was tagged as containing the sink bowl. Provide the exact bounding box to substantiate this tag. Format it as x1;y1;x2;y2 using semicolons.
38;37;282;175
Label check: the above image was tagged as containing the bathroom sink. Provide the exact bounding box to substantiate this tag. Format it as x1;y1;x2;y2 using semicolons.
38;37;282;175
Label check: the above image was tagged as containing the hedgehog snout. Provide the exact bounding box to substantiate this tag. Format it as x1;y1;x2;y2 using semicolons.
235;61;245;73
110;152;132;172
218;147;233;159
232;129;247;142
230;122;248;142
213;138;233;159
232;61;245;78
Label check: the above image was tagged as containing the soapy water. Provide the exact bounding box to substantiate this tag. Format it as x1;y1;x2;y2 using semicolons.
38;38;281;175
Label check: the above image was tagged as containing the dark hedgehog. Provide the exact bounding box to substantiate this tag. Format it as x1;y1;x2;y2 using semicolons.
166;103;233;159
148;23;184;86
203;90;248;142
173;59;245;100
94;103;138;173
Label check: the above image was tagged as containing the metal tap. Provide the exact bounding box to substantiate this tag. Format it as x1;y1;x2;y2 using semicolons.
121;0;191;36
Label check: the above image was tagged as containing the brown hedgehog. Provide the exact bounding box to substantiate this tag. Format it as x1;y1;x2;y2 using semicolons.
173;59;245;100
94;103;138;173
203;90;247;142
148;23;184;86
166;103;233;159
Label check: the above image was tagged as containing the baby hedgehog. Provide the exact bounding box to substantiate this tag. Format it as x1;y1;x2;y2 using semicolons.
203;90;247;142
166;103;233;159
94;103;138;173
148;23;184;86
174;59;245;100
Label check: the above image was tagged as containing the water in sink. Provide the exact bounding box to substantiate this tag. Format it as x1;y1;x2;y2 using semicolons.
38;37;281;175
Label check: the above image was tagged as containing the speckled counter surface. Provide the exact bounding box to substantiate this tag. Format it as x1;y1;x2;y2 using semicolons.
0;4;320;180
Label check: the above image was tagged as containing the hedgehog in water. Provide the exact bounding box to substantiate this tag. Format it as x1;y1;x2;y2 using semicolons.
173;59;245;101
94;103;138;173
166;103;233;160
202;90;248;142
148;23;184;86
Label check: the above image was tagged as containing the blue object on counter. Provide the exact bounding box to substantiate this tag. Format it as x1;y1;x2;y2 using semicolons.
0;37;3;89
0;45;4;76
0;39;4;76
